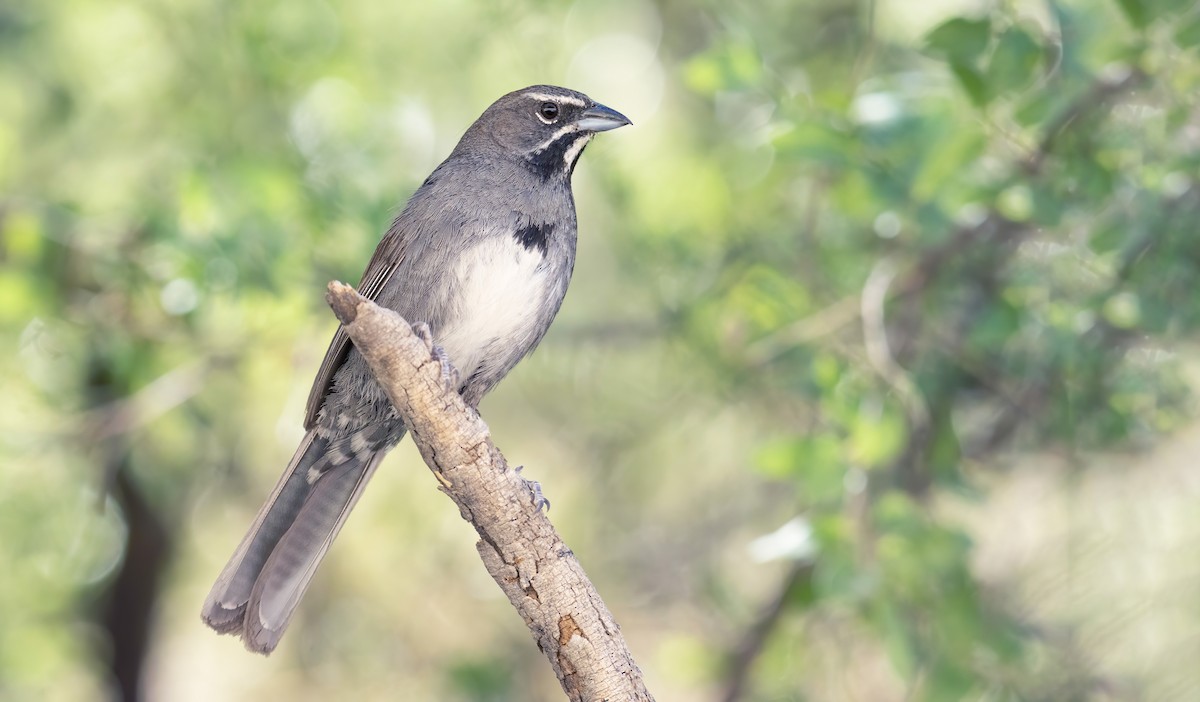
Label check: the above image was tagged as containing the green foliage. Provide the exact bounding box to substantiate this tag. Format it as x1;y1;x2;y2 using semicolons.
644;0;1200;699
446;658;514;702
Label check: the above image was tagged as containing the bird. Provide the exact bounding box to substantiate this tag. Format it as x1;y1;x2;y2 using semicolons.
201;85;630;654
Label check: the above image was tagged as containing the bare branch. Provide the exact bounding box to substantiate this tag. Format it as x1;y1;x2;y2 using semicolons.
861;258;930;432
718;561;813;702
747;67;1148;367
82;359;214;441
1023;65;1147;175
744;293;863;365
325;281;654;702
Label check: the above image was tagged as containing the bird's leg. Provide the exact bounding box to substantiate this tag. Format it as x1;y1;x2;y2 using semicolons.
514;465;551;512
428;340;461;489
412;322;460;393
411;322;435;352
409;322;458;488
430;344;461;394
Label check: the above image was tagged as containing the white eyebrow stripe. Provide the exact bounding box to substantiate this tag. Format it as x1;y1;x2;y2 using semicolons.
530;123;582;153
524;92;588;107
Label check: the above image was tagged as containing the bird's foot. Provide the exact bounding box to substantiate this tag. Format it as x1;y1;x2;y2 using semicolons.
412;322;435;352
430;343;461;393
515;465;551;512
412;323;460;391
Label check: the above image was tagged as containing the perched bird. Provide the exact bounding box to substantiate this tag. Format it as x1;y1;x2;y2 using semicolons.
202;85;630;654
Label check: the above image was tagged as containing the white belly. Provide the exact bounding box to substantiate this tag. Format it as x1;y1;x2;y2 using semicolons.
437;236;549;380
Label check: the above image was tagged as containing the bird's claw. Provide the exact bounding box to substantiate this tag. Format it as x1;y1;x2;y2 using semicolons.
430;343;460;393
515;465;551;512
531;482;550;512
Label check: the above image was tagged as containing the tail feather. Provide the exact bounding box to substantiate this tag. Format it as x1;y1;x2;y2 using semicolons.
242;451;386;653
202;431;324;632
201;427;399;654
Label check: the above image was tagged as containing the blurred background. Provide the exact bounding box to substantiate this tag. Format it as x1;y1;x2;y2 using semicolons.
3;0;1200;699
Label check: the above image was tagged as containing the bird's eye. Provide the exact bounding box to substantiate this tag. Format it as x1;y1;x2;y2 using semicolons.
538;102;559;122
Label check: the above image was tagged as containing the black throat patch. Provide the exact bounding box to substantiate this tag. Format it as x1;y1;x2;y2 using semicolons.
514;221;554;255
526;132;589;181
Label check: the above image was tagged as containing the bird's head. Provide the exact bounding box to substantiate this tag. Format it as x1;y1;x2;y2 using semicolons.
461;84;631;180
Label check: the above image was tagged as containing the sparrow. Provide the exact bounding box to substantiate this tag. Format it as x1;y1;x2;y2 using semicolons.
202;85;630;654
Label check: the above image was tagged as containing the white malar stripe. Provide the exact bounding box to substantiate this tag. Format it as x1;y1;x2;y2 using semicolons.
438;236;550;382
524;92;588;107
530;123;580;153
563;133;593;168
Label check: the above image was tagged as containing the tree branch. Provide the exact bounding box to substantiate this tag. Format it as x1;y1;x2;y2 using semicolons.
718;560;813;702
324;281;654;702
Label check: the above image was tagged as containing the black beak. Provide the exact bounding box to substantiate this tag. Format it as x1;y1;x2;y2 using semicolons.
576;102;632;132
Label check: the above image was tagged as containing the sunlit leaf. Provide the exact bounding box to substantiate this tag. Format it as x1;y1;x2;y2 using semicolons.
986;25;1042;95
924;17;993;64
849;408;908;468
1175;13;1200;48
756;437;845;505
950;61;990;106
1114;0;1149;28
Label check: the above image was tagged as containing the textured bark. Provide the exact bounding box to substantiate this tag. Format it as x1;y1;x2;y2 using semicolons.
325;281;654;702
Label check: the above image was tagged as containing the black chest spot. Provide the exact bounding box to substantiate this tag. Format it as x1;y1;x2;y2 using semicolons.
514;221;554;255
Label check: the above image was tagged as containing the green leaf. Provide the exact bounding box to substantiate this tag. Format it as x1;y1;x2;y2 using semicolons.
1103;291;1142;329
928;660;978;702
1089;221;1127;254
849;407;907;468
874;491;922;532
927;409;963;484
447;658;512;700
969;297;1021;350
924;17;992;64
773;121;851;167
683;55;724;96
1154;0;1199;14
1014;90;1057;126
1114;0;1149;28
871;600;918;678
911;127;985;202
949;61;990;107
810;353;842;391
986;25;1042;95
1175;13;1200;48
995;184;1034;221
755;436;845;504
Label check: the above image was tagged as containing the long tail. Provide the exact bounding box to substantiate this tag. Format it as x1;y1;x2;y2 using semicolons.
201;427;399;654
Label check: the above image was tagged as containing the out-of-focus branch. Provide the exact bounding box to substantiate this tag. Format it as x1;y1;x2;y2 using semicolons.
718;560;814;702
744;293;863;365
1023;65;1147;175
721;60;1153;701
102;464;172;702
84;353;172;702
861;258;929;432
746;211;1029;367
324;281;654;702
747;66;1148;367
83;359;216;441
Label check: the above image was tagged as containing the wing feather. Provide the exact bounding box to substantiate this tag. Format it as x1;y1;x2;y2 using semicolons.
303;227;407;429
